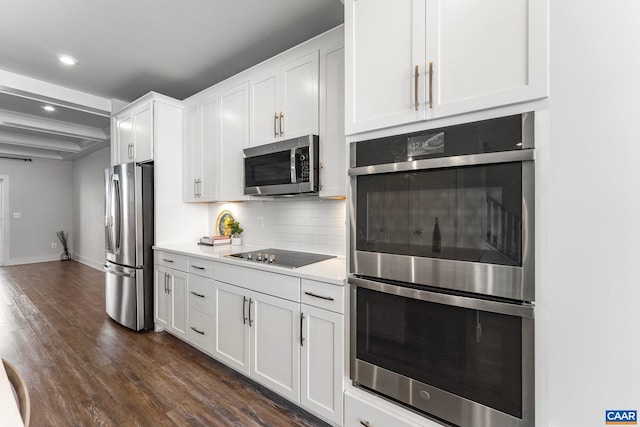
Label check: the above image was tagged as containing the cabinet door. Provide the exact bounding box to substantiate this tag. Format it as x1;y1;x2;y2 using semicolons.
182;102;200;202
133;102;153;162
251;292;300;402
218;81;249;201
281;51;319;139
250;68;279;146
427;0;547;117
344;391;429;427
199;93;219;200
116;115;134;163
346;0;426;135
168;269;188;340
213;281;250;375
319;44;346;198
300;305;344;425
154;266;170;331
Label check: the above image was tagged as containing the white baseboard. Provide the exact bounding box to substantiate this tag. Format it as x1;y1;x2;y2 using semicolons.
7;255;61;266
72;254;104;271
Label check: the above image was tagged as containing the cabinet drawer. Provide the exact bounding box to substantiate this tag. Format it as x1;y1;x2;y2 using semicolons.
188;309;213;354
216;262;300;302
155;251;188;272
301;279;344;314
188;275;214;316
344;392;428;427
188;258;215;278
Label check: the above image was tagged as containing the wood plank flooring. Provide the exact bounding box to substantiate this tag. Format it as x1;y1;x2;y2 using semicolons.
0;261;330;427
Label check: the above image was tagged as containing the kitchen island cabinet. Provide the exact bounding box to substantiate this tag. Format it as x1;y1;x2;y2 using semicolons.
345;0;547;135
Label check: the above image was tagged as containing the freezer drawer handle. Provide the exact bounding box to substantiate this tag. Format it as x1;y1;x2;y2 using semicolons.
190;326;205;335
103;265;134;278
190;291;205;298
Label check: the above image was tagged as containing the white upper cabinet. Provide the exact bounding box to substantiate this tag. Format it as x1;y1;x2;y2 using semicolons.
114;101;153;164
250;51;319;147
111;92;182;165
218;80;250;201
345;0;547;135
182;92;219;202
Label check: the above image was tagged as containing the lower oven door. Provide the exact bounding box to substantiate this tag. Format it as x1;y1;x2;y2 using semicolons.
350;276;534;427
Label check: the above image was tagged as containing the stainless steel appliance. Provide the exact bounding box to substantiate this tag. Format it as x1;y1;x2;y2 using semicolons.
244;135;319;196
349;113;535;427
349;113;534;302
104;162;154;331
226;248;335;269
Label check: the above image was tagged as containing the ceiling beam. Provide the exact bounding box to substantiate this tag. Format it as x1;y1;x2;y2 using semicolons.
0;69;114;114
0;108;108;141
0;130;82;153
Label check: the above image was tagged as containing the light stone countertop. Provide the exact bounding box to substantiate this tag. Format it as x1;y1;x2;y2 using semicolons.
153;242;347;286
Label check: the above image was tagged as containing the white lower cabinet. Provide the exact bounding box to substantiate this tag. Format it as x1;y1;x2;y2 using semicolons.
154;264;188;340
344;391;428;427
213;280;301;402
187;273;214;354
300;304;344;425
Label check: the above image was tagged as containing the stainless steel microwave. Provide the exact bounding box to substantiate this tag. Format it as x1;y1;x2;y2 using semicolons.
244;135;319;196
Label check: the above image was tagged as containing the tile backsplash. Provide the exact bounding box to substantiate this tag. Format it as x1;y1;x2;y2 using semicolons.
209;198;347;256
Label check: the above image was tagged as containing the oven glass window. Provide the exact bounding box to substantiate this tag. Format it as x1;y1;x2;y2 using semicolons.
356;162;523;266
245;151;292;187
356;286;523;418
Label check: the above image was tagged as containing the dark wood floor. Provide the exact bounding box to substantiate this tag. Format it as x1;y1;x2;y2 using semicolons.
0;261;329;427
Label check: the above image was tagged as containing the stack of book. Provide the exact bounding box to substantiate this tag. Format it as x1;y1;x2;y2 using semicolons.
198;235;231;246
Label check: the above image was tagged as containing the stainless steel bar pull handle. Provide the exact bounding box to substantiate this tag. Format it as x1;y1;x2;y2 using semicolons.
190;326;205;335
304;291;334;301
279;112;284;136
248;298;254;326
428;61;433;109
414;64;419;111
164;273;168;294
243;296;248;325
359;421;370;427
274;112;278;138
300;313;305;346
190;291;205;298
191;265;205;270
194;179;198;197
162;258;174;263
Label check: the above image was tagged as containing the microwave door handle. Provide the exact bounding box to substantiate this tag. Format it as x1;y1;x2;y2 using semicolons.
290;148;297;184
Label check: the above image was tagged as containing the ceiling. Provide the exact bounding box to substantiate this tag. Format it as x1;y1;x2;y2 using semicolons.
0;0;344;161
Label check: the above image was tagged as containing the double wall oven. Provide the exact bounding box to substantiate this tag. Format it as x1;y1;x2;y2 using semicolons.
349;113;535;427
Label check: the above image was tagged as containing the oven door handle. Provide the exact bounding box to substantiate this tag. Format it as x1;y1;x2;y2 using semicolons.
349;276;534;318
348;149;535;176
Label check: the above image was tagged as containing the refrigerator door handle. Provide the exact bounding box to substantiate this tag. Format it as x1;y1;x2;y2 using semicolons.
112;176;122;252
103;264;135;278
105;177;113;253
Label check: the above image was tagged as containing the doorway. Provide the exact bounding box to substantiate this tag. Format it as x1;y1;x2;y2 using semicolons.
0;176;7;266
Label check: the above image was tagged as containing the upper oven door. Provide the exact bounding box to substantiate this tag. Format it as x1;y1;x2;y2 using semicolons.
349;113;534;301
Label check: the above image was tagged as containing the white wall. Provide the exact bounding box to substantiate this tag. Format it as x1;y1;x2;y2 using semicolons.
209;198;347;256
71;147;110;269
544;1;640;425
0;158;73;265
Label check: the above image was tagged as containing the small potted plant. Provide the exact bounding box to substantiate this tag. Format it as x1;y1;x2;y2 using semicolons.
224;218;244;246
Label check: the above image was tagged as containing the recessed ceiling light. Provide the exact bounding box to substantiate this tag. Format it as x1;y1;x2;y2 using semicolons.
42;105;56;112
58;55;77;66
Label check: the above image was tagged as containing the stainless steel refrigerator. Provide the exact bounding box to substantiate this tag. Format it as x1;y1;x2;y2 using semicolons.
104;162;154;331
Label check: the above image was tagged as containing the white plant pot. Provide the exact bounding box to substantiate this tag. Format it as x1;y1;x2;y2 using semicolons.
231;236;242;246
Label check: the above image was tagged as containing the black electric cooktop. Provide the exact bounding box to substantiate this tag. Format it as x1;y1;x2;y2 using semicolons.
226;248;336;269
